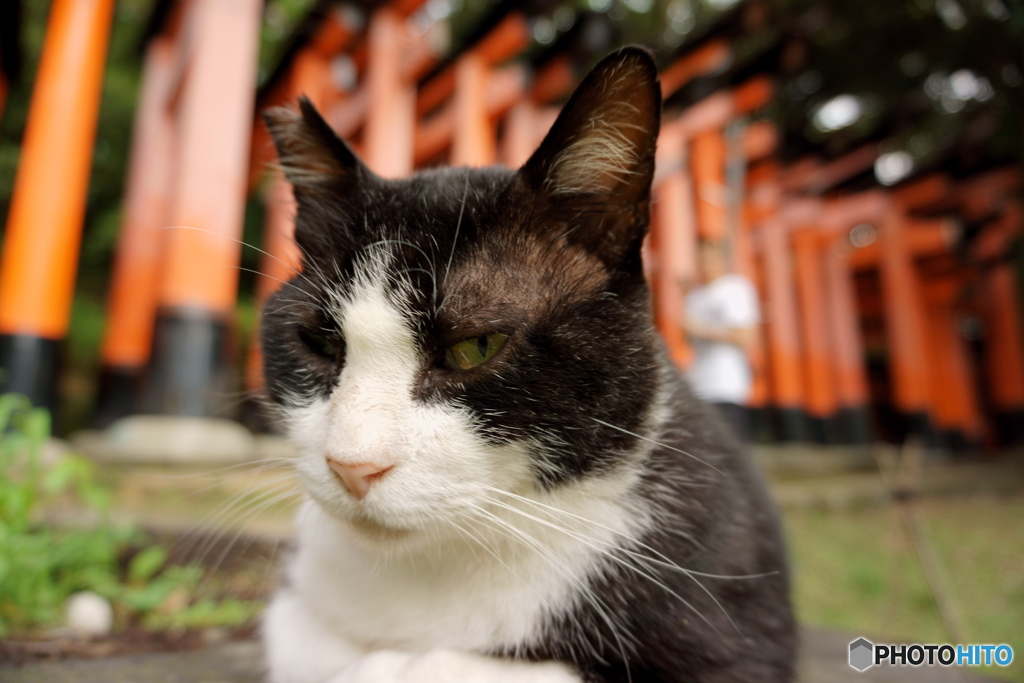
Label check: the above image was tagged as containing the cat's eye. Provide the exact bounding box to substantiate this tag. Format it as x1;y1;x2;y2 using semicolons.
299;328;341;360
444;333;508;370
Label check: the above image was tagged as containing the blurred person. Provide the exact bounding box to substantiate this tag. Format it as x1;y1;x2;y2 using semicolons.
681;239;759;441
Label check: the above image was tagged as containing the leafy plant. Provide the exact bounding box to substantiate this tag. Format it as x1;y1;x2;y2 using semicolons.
0;394;125;635
0;394;260;637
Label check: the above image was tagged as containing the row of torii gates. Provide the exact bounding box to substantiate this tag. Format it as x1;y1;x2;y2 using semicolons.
1;0;1022;446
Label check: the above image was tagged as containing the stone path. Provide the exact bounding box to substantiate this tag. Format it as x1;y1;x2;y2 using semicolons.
0;640;263;683
1;629;1008;683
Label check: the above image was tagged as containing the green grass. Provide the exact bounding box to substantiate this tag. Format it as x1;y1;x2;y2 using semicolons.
784;495;1024;681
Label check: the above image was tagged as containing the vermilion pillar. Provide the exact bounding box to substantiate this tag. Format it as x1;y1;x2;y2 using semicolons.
651;129;698;368
923;280;982;443
144;0;261;416
743;251;771;414
877;201;932;435
982;264;1024;444
256;42;333;304
793;229;838;441
0;0;115;410
364;8;415;177
451;53;495;167
761;218;807;440
822;244;871;442
690;129;727;241
94;37;176;425
501;100;539;169
244;171;302;395
246;42;337;397
740;167;777;420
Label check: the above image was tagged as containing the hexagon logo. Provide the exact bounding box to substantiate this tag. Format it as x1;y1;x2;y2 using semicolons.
849;638;874;671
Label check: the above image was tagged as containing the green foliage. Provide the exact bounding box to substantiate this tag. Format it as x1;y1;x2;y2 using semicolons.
768;0;1024;168
0;395;260;637
128;546;168;584
0;394;130;635
142;596;264;631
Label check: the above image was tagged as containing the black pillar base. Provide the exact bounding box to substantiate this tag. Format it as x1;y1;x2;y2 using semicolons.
902;411;940;447
761;406;878;444
750;406;774;444
835;406;873;444
934;428;982;454
93;365;144;428
143;308;230;417
776;407;809;442
993;409;1024;447
806;415;849;444
0;334;61;412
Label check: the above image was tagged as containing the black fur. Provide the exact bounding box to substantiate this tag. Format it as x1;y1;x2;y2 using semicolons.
262;46;795;682
518;376;796;682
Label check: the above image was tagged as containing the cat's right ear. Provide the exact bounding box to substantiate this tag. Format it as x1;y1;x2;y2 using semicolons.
263;97;370;196
518;47;661;271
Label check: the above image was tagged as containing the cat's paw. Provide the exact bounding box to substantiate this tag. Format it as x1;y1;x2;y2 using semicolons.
328;649;580;683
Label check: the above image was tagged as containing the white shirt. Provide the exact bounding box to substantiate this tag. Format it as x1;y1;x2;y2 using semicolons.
684;273;760;404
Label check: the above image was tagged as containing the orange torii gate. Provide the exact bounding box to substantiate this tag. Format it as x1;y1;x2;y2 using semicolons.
648;76;774;368
0;0;114;412
244;1;434;398
4;0;1022;449
92;0;263;422
750;166;1023;445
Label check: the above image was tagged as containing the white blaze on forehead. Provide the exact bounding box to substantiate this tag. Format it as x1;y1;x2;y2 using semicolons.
341;272;419;374
325;251;423;466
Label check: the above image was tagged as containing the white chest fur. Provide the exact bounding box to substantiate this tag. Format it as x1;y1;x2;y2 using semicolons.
287;483;644;656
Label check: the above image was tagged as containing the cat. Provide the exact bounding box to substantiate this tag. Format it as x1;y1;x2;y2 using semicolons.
259;46;795;683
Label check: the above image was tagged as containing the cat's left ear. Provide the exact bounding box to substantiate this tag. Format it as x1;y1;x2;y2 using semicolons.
520;47;661;267
263;97;371;196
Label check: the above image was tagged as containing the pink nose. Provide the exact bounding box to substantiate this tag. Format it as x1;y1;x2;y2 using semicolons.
326;459;395;500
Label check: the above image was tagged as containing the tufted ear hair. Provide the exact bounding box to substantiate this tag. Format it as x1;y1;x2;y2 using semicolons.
519;47;661;269
522;47;660;200
263;98;377;260
263;97;371;196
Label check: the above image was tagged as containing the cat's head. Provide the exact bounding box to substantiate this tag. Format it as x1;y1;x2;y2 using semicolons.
262;47;663;550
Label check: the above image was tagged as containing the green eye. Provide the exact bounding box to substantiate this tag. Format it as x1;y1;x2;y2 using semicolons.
444;333;508;370
300;329;340;359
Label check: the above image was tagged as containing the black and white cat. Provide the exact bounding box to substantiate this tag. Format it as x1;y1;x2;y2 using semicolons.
260;47;795;683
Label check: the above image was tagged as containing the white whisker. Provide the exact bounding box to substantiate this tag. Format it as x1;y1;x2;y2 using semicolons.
592;418;723;475
444;175;470;289
160;225;301;277
480;496;723;636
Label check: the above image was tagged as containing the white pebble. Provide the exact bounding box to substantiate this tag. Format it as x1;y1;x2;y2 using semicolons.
66;590;113;637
